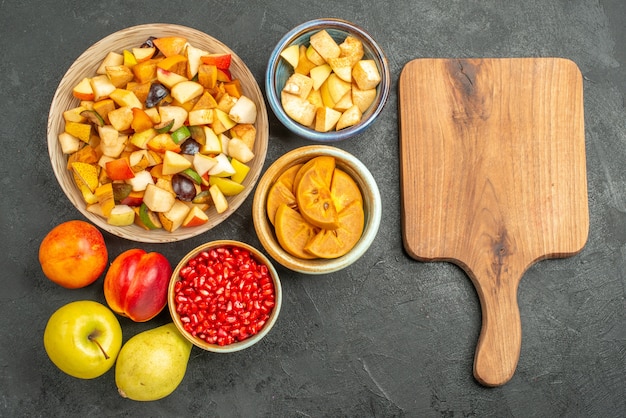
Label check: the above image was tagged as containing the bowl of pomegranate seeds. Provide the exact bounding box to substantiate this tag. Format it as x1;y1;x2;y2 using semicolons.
168;240;282;352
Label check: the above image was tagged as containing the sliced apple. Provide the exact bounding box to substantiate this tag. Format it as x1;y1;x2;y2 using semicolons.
58;132;81;154
131;47;156;63
209;176;245;196
209;183;228;214
336;104;362;130
339;36;365;66
295;45;317;75
230;158;250;184
192;153;218;177
185;44;210;78
96;51;124;75
212;108;237;133
182;205;209;227
208;153;235;177
306;44;326;66
123;50;138;67
143;184;176;212
279;44;300;69
107;204;135;226
162;150;192;175
326;73;352;104
170;80;203;104
333;90;354;112
228;95;257;124
200;126;222;154
327;56;353;83
156;67;188;89
158;105;188;132
227;137;255;163
188;108;214;126
130;128;158;149
72;77;95;101
90;75;116;101
309;64;332;91
351;84;377;112
126;169;154;192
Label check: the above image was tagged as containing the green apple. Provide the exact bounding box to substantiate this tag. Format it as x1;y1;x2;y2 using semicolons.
43;300;123;379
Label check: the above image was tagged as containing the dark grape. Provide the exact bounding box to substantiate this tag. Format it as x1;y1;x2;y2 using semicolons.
172;174;196;201
146;83;169;108
180;138;201;155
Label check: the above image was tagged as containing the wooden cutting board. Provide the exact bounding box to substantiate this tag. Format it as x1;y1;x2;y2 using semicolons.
398;58;589;386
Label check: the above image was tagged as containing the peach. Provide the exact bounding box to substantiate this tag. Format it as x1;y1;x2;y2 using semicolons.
38;220;108;289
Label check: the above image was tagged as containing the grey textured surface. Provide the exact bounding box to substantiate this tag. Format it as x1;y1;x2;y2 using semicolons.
1;0;624;416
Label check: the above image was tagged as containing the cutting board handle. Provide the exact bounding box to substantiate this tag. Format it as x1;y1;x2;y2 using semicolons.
467;259;523;387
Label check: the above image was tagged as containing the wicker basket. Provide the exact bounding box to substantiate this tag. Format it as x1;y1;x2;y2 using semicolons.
47;24;269;243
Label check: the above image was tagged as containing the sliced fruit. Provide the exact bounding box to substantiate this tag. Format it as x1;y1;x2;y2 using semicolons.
330;168;363;213
153;36;187;58
279;44;300;68
158;200;190;232
208;176;245;196
208;183;228;213
162;150;192;175
107;204;135;226
71;161;99;192
304;200;364;259
295;156;338;229
143;184;176;212
182;205;209;227
266;181;296;226
230;158;250;184
135;203;162;230
274;204;318;259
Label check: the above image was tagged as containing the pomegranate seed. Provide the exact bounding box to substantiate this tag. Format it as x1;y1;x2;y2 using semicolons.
174;245;275;346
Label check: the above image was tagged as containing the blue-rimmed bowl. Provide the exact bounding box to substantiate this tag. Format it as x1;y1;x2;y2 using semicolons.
266;18;390;142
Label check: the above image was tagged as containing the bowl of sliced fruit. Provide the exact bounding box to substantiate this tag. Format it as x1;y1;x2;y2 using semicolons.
266;18;390;142
47;24;269;243
252;145;382;274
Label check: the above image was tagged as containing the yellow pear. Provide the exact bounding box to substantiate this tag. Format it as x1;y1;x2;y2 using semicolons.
115;323;192;401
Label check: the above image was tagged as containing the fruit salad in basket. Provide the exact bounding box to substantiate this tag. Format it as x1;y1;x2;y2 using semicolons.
58;35;259;232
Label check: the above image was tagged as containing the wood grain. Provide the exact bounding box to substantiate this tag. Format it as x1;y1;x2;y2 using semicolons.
398;58;588;386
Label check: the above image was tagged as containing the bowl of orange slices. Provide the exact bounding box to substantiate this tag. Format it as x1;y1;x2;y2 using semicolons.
252;145;381;274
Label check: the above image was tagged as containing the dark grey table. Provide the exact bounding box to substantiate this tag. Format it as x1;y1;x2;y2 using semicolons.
1;1;624;416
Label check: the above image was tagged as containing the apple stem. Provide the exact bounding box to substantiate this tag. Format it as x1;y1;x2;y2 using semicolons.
89;333;110;360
